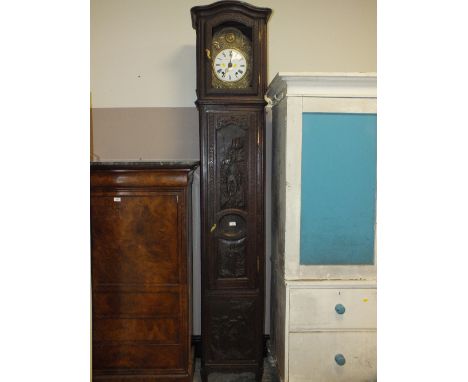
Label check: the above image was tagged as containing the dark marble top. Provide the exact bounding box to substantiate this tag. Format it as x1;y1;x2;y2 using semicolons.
90;161;199;170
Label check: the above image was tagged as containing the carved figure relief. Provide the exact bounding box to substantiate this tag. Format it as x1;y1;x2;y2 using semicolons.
218;238;246;278
216;114;249;210
220;137;245;209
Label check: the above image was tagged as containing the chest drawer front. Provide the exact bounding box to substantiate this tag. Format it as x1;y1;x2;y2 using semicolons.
93;291;180;317
289;288;376;331
289;331;376;382
93;343;183;370
91;194;180;285
93;317;179;343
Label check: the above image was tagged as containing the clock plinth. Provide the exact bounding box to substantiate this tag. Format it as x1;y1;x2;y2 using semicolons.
191;1;272;381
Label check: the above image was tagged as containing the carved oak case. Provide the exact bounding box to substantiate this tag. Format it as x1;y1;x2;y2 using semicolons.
191;1;271;380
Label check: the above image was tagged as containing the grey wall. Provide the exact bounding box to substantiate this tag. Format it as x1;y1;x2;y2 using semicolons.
91;107;199;161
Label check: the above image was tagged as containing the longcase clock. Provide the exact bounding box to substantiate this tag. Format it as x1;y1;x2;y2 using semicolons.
191;1;272;381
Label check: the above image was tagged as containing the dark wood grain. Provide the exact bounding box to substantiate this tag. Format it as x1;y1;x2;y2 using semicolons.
191;2;271;381
93;291;180;317
91;163;197;381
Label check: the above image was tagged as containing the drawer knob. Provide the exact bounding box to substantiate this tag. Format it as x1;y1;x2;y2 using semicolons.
335;354;346;366
335;304;346;314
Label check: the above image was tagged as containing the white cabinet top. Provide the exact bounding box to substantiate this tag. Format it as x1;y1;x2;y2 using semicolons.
266;72;377;103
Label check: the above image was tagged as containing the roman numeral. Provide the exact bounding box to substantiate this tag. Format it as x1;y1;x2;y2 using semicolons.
217;69;222;73
238;70;243;74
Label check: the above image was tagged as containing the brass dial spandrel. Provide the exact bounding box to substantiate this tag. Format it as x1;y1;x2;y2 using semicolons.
211;27;252;89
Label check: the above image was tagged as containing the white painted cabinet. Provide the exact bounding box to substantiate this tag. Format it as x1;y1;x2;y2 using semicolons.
266;73;377;382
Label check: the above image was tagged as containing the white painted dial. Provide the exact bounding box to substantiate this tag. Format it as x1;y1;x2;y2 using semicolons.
213;49;247;82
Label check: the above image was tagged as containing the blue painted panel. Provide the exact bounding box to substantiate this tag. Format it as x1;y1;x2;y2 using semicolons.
300;113;376;265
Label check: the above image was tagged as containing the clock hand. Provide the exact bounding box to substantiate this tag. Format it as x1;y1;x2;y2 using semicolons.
228;50;233;69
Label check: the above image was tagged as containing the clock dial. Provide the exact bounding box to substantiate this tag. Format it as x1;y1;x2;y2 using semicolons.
213;49;247;82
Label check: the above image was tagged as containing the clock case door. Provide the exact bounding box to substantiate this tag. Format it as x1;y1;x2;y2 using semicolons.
191;2;271;380
201;105;264;292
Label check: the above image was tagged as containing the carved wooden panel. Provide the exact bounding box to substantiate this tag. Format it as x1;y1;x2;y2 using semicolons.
206;296;258;362
206;109;259;290
216;211;249;279
217;115;249;210
218;237;247;278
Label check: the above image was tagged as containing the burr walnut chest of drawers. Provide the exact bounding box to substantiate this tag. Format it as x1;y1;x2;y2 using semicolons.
91;162;198;381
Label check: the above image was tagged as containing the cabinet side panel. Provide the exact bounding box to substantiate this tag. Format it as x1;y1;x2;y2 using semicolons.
271;99;287;278
270;99;288;380
270;267;287;382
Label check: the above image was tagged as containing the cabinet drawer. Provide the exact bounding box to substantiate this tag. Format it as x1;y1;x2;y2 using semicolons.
93;291;180;318
289;288;376;331
289;331;376;382
93;343;182;370
91;194;180;285
93;317;179;343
